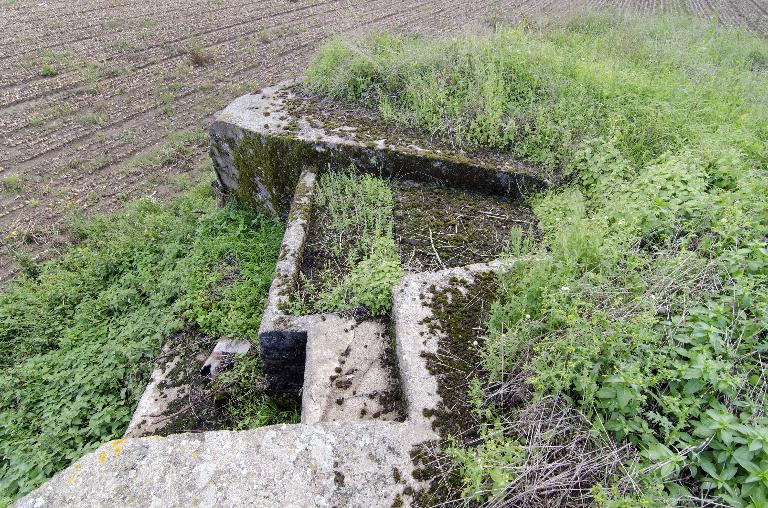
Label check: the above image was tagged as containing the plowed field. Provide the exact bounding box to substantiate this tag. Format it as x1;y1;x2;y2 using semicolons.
1;0;765;284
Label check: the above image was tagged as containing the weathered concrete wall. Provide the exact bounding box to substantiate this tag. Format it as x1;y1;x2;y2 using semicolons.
209;80;550;217
22;90;542;507
258;169;318;393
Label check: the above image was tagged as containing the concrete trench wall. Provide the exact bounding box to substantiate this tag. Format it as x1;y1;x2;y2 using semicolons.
210;80;550;397
209;80;551;218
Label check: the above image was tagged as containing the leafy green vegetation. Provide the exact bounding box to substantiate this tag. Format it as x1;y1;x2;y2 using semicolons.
214;355;300;429
289;168;402;316
306;15;767;173
0;185;284;505
307;12;768;507
38;64;56;77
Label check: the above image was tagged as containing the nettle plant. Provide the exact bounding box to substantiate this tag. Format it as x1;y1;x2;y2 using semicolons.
483;140;768;506
0;186;285;504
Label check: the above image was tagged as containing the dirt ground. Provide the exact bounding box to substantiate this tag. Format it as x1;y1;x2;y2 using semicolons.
1;0;765;285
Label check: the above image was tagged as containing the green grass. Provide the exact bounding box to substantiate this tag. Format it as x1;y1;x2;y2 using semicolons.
117;129;206;176
0;185;284;505
38;64;56;77
288;168;402;316
214;355;300;429
1;174;22;193
305;12;768;507
77;111;110;126
306;14;767;173
138;19;159;29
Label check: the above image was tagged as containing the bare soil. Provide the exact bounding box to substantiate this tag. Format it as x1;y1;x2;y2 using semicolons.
1;0;765;285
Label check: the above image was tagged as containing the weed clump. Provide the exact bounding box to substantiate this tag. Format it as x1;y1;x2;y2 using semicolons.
1;174;22;193
39;64;56;77
213;354;299;429
288;167;402;316
185;41;212;67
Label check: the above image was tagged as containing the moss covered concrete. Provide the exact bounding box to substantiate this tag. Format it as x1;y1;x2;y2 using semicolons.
209;81;552;219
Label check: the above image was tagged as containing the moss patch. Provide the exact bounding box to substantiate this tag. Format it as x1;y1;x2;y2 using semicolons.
410;272;499;505
230;131;309;216
285;87;550;184
420;273;497;438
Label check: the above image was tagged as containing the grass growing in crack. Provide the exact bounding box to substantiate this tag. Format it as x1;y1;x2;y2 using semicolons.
306;11;768;508
0;184;285;505
288;167;402;316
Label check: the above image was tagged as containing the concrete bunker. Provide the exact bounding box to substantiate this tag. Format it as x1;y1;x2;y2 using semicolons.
19;82;551;507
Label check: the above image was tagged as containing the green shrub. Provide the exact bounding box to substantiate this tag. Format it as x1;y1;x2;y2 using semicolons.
0;185;283;504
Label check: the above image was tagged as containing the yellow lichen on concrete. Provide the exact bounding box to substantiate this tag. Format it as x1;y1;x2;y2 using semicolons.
111;438;127;456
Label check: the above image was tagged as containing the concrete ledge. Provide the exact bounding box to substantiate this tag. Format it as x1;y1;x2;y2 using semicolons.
392;260;517;429
123;342;205;438
258;169;319;393
17;422;432;508
302;316;402;424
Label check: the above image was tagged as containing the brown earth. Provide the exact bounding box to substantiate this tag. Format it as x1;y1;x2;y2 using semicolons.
1;0;766;285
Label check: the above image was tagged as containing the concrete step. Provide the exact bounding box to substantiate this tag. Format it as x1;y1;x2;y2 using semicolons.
302;315;403;423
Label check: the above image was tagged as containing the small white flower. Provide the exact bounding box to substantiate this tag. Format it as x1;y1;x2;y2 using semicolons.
561;286;570;292
472;340;478;346
525;314;531;320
